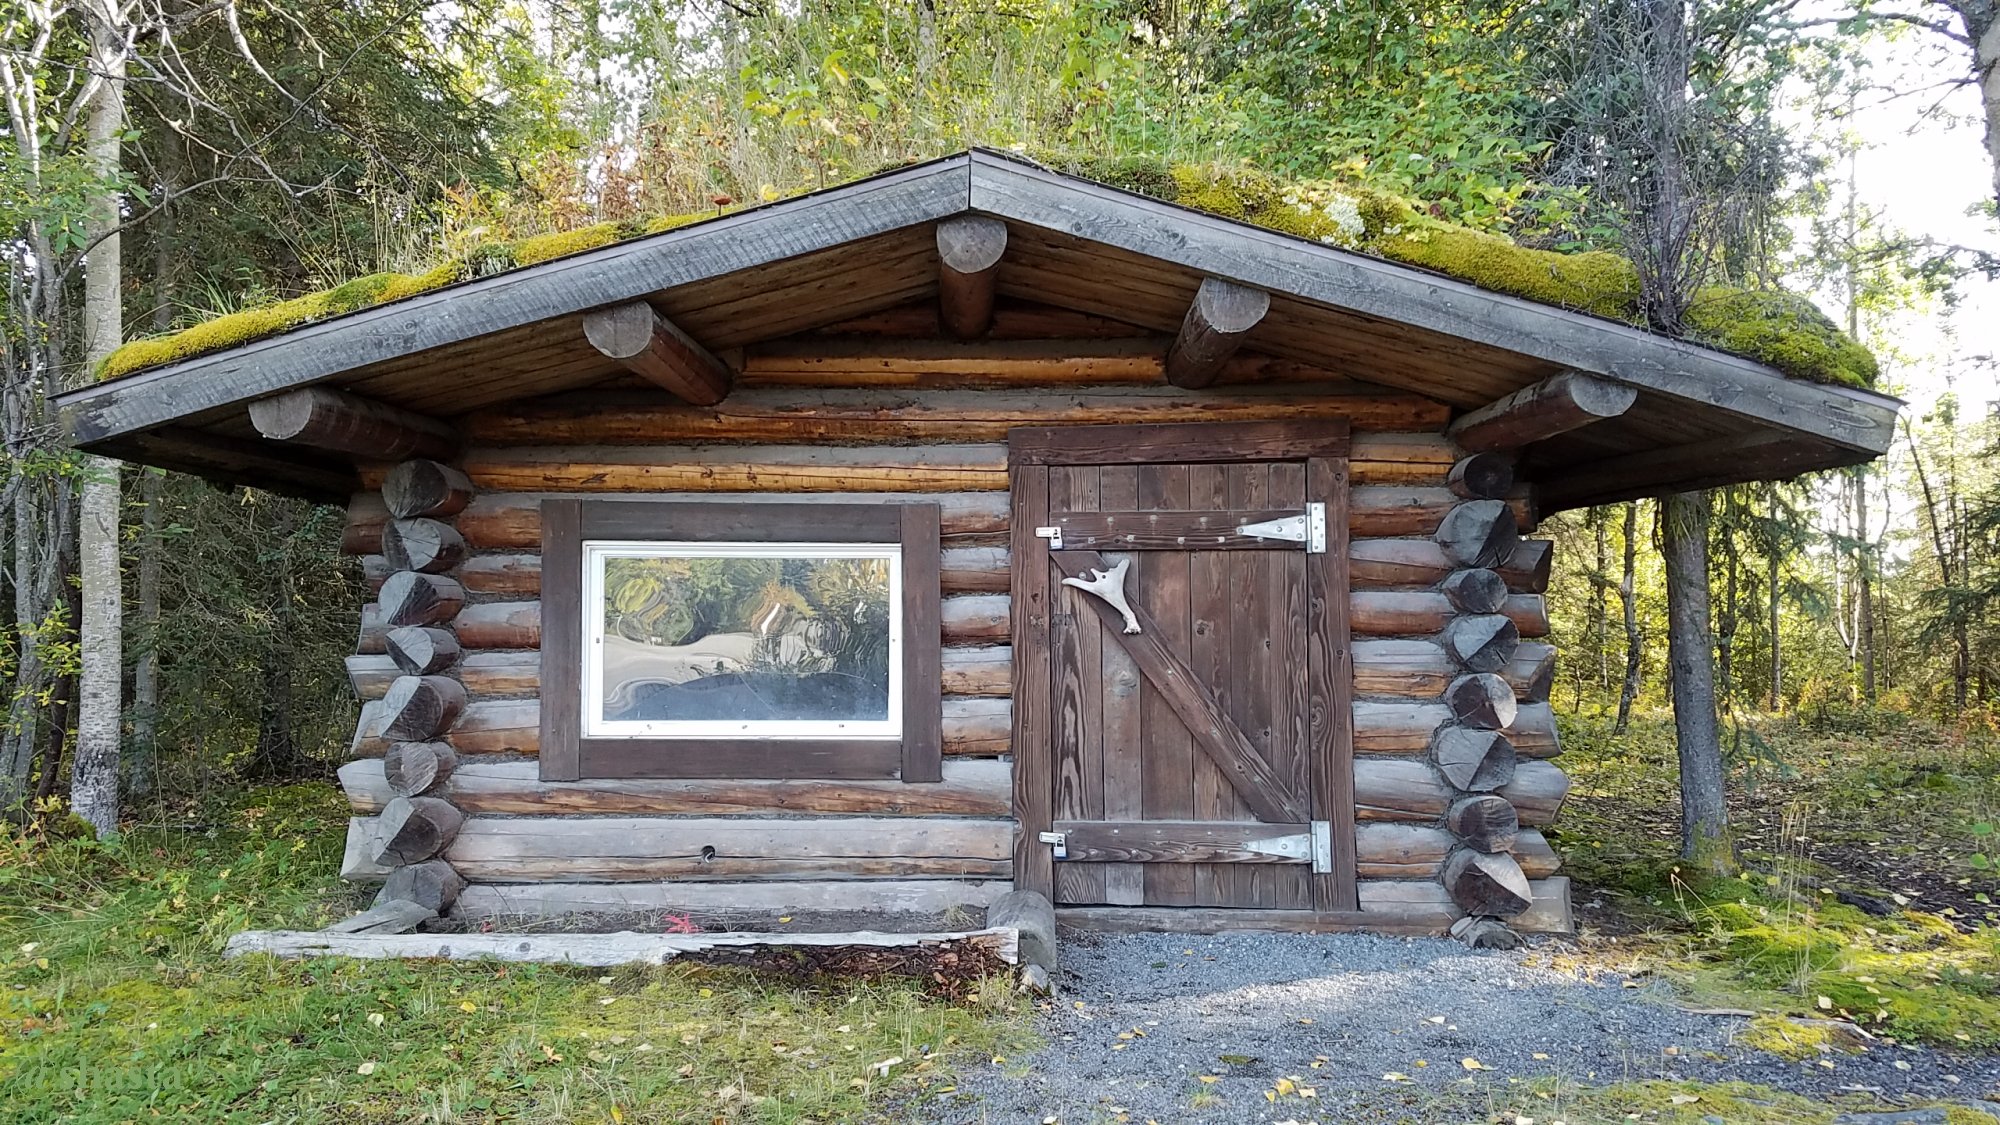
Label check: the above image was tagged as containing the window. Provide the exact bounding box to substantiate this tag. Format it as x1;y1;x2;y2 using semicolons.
541;500;942;782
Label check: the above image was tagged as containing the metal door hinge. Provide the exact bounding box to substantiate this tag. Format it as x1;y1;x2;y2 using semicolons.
1035;526;1063;550
1243;832;1314;862
1310;820;1333;874
1237;503;1327;553
1038;830;1068;859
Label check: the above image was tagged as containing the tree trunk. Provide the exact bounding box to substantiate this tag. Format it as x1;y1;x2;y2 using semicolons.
1614;501;1642;734
73;8;127;836
129;469;162;796
1973;8;2000;212
1662;490;1733;876
1766;489;1780;713
1852;467;1875;702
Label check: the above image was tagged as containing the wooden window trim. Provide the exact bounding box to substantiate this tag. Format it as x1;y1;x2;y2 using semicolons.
539;499;943;782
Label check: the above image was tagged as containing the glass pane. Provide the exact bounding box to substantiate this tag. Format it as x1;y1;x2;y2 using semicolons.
596;552;894;728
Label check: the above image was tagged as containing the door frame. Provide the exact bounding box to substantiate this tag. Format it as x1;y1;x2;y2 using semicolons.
1007;420;1359;917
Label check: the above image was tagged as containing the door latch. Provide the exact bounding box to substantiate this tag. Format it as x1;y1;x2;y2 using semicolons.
1236;503;1327;553
1038;830;1068;859
1035;526;1064;550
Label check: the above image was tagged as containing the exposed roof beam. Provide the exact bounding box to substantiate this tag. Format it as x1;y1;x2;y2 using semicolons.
1445;372;1638;453
582;302;733;405
965;150;1899;456
119;426;356;502
1535;431;1862;513
1165;278;1270;389
249;386;458;462
935;216;1008;339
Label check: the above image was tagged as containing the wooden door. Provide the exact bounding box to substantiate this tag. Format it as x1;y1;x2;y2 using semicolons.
1009;421;1357;914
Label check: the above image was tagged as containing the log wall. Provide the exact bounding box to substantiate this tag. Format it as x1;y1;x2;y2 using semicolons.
333;324;1569;933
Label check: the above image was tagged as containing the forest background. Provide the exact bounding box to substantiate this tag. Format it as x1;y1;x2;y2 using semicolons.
0;0;1995;841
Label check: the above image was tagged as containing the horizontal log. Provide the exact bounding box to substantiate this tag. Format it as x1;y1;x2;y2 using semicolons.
226;925;1017;965
383;460;473;520
338;757;1011;817
1351;700;1559;756
373;795;464;865
382;741;457;797
1447;453;1515;500
386;626;459;676
352;697;1013;759
449;444;1012;495
450;491;1013;550
249;386;459;463
1354;824;1559;879
1447;371;1637;453
435;815;1013;882
941;645;1011;696
344;493;389;554
1357;877;1571;934
461;385;1449;445
379;572;463;628
1443;847;1534;917
1351;640;1554;700
1349;538;1552;593
449;879;1014;920
382;518;466;574
1353;758;1569;825
1350;591;1548;637
460;553;542;595
342;816;391;881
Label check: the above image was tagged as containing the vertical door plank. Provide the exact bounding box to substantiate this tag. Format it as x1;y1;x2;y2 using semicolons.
1186;463;1236;907
1097;466;1146;905
1268;461;1312;909
1051;467;1107;904
1226;463;1277;909
1009;462;1055;899
1307;455;1359;911
900;503;943;783
1137;463;1196;907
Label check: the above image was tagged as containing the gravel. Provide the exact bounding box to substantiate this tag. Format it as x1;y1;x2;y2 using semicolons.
923;929;2000;1124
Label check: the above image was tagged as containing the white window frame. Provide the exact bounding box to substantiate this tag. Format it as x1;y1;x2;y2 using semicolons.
580;539;905;741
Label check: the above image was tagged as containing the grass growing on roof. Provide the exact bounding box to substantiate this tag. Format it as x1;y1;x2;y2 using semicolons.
97;152;1878;388
0;785;1032;1124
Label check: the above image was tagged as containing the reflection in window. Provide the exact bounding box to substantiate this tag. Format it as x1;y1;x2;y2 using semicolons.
583;542;901;739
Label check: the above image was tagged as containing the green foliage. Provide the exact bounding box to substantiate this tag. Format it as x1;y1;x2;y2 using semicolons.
0;786;1030;1122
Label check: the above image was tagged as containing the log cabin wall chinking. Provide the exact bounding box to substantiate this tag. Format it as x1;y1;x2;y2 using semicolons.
54;150;1901;936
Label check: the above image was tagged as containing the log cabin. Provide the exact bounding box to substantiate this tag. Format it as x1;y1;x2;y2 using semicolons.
53;150;1899;937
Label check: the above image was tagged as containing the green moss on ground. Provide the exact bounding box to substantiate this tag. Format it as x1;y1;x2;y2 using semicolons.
0;785;1031;1123
98;152;1877;390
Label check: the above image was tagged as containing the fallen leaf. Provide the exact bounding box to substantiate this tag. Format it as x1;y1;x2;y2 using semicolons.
1426;1015;1447;1024
356;1061;377;1075
1381;1072;1410;1082
1461;1058;1493;1071
1197;1075;1219;1084
1817;996;1833;1010
1531;1052;1550;1060
1669;1094;1699;1105
458;1001;477;1013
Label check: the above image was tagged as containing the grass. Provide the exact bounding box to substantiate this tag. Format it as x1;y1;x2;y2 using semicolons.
0;785;1032;1123
1551;706;2000;1051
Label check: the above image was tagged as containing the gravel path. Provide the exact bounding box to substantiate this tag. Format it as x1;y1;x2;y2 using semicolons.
925;930;2000;1124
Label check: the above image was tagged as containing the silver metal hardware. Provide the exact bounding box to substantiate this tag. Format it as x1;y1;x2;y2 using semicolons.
1310;820;1334;874
1237;503;1327;553
1035;525;1063;550
1038;830;1068;859
1243;832;1314;862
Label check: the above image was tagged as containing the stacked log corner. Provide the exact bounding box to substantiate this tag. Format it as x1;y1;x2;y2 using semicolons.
1420;455;1566;932
350;458;474;923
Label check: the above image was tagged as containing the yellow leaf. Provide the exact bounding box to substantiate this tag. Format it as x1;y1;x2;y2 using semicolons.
1197;1075;1219;1084
1274;1078;1296;1096
1670;1094;1700;1105
1461;1058;1492;1071
1381;1072;1410;1082
458;1001;477;1013
1531;1052;1550;1060
778;916;792;923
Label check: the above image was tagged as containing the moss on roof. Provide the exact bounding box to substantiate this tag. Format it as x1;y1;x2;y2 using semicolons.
97;153;1878;389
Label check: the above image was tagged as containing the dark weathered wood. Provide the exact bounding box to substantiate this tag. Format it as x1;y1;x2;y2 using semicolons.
1352;700;1559;755
1097;467;1145;906
381;519;466;574
1446;673;1518;731
1049;467;1106;906
1440;568;1508;614
461;443;1006;494
386;626;460;676
381;675;467;741
1350;591;1545;638
459;553;541;595
1442;847;1534;917
902;503;943;783
329;899;437;934
383;740;459;796
1054;820;1310;864
1010;420;1348;466
1051;549;1307;825
1355;758;1568;825
1165;277;1270;389
1054;508;1296;551
1356;824;1559;879
1446;453;1514;500
583;301;733;405
1349;639;1551;701
1443;614;1521;672
1446;794;1520;853
1435;499;1519;569
447;491;1013;550
249;386;459;462
1447;371;1639;452
1432;727;1517;792
379;572;464;628
936;216;1008;338
1509;644;1556;704
1308;455;1358;911
371;796;465;866
377;859;466;913
383;460;473;520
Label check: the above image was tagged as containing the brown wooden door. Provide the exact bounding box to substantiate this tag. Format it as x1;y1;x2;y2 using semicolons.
1009;422;1357;914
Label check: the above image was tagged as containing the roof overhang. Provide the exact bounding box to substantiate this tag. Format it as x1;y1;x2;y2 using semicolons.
53;149;1902;509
